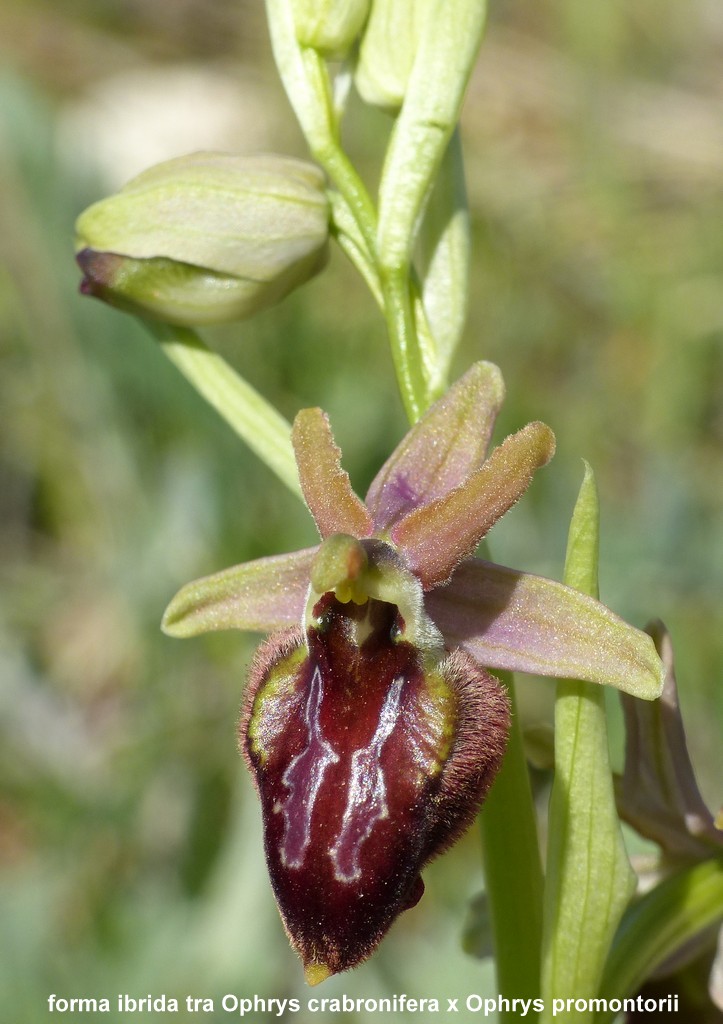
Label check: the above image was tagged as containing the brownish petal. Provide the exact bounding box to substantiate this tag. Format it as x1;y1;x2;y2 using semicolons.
365;362;505;530
292;408;373;540
392;421;556;589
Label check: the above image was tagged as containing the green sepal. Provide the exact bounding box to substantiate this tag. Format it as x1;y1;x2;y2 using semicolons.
162;547;316;637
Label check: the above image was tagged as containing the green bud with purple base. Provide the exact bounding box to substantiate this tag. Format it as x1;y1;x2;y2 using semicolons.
75;152;330;326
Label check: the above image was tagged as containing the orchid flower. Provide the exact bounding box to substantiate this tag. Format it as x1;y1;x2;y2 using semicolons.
162;361;663;983
604;621;723;1013
617;620;723;863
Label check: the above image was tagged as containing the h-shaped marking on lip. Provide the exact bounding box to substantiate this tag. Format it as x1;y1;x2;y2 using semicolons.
330;676;405;883
279;664;339;869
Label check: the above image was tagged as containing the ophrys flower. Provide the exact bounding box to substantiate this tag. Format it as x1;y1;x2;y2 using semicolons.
163;362;663;982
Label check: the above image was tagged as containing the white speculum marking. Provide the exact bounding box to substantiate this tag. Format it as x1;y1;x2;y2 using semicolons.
330;677;405;883
279;664;339;869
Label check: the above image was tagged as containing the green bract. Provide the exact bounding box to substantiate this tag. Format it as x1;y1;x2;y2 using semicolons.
291;0;369;57
75;152;330;326
375;0;487;270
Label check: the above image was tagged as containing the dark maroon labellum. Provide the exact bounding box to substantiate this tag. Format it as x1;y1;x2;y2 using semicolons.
241;596;509;982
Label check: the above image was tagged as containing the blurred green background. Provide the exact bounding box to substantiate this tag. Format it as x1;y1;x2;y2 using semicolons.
1;0;721;1020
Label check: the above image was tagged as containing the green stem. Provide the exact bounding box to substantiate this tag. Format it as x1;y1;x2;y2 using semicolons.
327;193;382;306
380;266;429;423
300;48;378;258
264;11;434;420
597;858;723;1023
297;54;431;421
480;672;544;1020
317;140;379;261
145;321;302;498
291;46;438;422
321;141;431;420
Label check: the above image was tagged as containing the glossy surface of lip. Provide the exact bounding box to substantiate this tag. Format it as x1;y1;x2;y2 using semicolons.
241;593;508;980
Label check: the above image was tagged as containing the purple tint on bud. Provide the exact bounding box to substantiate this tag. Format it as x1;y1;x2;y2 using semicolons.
76;248;123;298
241;597;509;980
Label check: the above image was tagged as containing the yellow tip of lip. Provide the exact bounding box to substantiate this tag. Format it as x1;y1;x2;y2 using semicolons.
304;963;331;986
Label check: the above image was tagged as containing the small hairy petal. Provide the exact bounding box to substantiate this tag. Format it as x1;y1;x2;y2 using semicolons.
292;408;373;540
161;547;316;637
366;362;504;530
392;422;555;589
426;559;664;700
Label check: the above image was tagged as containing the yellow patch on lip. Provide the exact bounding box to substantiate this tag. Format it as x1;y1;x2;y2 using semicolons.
248;646;306;765
304;962;331;986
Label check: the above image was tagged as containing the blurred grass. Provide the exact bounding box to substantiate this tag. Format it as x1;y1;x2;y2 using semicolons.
1;1;722;1020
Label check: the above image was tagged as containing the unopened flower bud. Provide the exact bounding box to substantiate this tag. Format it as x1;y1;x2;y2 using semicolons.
374;0;487;269
292;0;369;57
355;0;429;110
75;152;329;326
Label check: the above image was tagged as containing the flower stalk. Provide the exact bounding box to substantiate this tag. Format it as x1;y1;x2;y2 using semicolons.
379;265;430;421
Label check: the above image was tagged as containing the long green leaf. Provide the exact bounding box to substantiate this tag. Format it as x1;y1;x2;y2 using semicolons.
147;322;302;498
597;858;723;1024
541;463;636;1023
